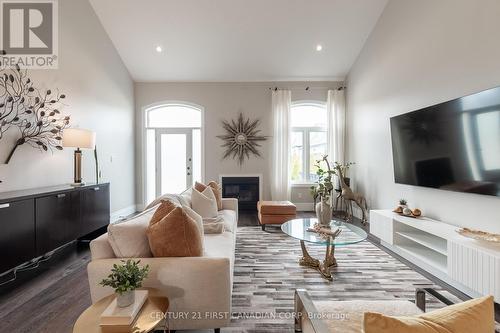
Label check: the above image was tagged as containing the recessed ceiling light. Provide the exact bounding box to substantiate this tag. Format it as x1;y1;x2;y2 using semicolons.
155;45;163;53
316;44;323;51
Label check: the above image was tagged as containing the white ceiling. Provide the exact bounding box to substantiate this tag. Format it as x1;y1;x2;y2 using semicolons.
89;0;387;82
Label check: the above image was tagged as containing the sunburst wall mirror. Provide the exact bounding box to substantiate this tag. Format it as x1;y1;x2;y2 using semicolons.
217;113;268;165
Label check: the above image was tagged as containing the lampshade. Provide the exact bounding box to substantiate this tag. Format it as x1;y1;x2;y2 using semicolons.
62;128;96;149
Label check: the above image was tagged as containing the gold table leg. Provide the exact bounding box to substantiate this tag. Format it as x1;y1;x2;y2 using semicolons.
299;240;337;281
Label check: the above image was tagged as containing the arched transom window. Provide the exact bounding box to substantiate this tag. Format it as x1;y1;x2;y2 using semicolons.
145;103;203;205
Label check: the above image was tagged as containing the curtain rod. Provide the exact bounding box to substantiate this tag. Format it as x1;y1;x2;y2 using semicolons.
269;86;346;91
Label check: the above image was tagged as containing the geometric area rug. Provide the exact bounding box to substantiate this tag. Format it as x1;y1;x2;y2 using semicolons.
225;226;463;333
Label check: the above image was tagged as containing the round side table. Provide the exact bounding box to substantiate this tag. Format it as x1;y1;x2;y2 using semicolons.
73;288;169;333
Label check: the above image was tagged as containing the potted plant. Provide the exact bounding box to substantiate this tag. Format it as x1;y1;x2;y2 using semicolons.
310;185;320;206
398;199;408;209
100;259;150;308
310;155;336;225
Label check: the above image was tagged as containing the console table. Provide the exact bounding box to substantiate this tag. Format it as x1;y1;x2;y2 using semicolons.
0;183;110;275
370;210;500;302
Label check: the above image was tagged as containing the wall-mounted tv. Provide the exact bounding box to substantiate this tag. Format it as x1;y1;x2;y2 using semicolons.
390;86;500;197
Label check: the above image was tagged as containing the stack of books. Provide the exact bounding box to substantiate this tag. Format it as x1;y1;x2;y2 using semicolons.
100;290;149;332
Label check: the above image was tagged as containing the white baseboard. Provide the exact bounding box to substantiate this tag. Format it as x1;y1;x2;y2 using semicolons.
294;202;314;211
110;205;138;223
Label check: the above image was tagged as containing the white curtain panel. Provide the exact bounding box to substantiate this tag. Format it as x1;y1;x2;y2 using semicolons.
271;89;291;201
327;89;346;164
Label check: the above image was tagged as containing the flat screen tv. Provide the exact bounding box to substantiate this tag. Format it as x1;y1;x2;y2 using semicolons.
390;86;500;197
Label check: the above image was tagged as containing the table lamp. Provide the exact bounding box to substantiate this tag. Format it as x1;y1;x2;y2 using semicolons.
62;128;96;186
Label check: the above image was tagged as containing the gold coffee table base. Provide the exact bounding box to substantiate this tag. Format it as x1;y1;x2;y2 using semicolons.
299;240;337;281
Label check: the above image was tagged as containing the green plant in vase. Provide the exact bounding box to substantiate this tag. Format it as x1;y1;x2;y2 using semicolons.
310;155;336;225
100;259;150;308
310;186;319;205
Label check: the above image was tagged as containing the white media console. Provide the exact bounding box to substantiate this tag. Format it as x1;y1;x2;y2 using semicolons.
370;210;500;301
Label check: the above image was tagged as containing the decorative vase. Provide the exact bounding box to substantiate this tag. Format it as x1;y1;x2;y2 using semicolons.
315;200;332;226
116;290;135;308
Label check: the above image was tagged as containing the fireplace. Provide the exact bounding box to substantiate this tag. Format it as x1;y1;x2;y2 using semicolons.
220;176;260;211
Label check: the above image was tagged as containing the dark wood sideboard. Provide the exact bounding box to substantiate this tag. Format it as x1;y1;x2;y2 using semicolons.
0;183;110;275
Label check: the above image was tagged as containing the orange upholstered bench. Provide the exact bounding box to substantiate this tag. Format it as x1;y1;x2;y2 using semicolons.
257;201;297;231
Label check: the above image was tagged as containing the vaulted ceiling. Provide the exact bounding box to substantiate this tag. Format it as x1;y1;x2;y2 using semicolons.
89;0;387;82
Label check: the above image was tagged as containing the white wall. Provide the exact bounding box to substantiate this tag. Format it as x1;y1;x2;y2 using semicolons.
134;81;342;208
0;0;135;214
346;0;500;233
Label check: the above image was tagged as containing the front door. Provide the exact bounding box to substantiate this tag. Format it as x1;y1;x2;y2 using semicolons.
156;129;193;196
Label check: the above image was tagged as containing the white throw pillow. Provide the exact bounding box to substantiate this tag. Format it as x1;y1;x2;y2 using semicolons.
191;186;218;218
182;205;205;251
107;206;157;258
180;187;193;207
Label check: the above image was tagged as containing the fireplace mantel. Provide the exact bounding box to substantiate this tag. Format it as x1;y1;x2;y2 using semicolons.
219;174;263;211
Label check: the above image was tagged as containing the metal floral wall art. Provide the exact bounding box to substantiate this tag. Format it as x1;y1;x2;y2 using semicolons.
0;51;70;164
217;113;268;165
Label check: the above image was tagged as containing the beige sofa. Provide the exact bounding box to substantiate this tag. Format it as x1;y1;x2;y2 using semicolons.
87;192;238;331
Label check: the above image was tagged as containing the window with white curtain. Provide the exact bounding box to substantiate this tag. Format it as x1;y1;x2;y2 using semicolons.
290;101;327;183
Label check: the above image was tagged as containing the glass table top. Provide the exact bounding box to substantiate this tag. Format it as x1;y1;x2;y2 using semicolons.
281;218;368;246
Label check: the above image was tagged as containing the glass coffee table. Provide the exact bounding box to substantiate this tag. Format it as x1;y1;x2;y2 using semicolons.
281;218;368;280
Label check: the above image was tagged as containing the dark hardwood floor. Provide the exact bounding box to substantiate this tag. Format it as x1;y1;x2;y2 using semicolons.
0;242;91;332
236;210;260;227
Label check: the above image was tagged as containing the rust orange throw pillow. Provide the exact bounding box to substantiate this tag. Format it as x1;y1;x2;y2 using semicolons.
194;181;222;210
149;200;177;226
147;206;203;257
